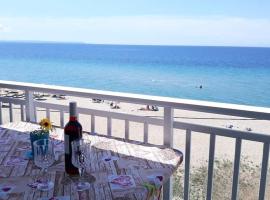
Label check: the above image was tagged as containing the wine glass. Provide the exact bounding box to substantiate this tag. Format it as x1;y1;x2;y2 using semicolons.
71;139;93;191
33;138;55;191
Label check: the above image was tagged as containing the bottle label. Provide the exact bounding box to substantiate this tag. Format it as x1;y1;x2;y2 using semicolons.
65;134;70;154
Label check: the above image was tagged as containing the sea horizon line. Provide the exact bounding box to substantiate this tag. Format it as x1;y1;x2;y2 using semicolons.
0;40;269;49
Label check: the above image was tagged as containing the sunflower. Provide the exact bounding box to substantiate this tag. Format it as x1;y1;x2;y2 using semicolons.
39;118;53;132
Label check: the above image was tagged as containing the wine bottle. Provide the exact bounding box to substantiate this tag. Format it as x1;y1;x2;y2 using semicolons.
64;101;82;175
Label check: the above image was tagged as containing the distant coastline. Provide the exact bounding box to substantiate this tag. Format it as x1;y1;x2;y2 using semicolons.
0;40;270;49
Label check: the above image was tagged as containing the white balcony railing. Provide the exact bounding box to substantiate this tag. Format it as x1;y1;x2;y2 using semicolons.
0;80;270;200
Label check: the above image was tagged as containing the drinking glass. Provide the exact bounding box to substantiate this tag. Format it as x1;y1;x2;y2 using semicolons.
71;139;92;191
33;138;55;191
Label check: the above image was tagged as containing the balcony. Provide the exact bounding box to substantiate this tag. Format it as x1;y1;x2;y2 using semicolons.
0;80;270;200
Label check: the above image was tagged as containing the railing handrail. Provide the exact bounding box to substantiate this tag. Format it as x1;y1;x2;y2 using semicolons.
1;80;270;120
174;121;270;142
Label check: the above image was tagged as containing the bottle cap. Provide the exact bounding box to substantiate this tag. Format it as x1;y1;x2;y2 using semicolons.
69;101;77;117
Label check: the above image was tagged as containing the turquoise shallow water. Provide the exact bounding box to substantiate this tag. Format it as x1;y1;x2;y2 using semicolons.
0;42;270;107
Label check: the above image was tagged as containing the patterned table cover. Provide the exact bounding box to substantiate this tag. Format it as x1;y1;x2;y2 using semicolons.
0;122;183;200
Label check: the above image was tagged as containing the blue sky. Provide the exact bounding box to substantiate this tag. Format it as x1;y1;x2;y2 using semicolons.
0;0;270;47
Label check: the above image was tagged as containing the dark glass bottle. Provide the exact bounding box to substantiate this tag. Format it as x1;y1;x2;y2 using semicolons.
64;102;82;175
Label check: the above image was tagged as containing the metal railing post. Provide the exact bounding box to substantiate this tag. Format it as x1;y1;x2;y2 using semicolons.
0;101;2;125
231;138;242;200
25;90;35;122
206;134;216;200
258;142;270;200
107;117;112;136
184;129;191;200
164;106;174;146
163;106;174;199
9;102;13;122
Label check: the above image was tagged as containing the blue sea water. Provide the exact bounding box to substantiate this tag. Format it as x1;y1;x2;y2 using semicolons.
0;42;270;107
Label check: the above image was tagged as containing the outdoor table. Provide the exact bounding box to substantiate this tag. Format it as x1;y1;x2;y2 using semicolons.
0;122;183;200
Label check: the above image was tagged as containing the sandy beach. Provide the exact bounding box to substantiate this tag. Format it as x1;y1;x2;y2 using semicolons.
1;93;269;168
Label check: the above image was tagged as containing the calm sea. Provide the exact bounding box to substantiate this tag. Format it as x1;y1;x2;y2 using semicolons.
0;42;270;107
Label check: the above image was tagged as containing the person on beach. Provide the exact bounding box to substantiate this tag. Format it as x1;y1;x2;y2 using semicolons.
110;102;120;109
140;105;159;111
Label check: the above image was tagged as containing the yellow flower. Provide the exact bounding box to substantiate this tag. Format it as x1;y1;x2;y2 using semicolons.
39;118;53;132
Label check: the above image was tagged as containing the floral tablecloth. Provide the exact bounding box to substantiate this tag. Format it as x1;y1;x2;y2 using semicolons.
0;122;183;200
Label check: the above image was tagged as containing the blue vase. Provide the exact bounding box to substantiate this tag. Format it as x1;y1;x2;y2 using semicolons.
30;131;49;158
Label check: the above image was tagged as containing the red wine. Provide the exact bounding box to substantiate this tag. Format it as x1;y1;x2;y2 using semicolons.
64;102;82;175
